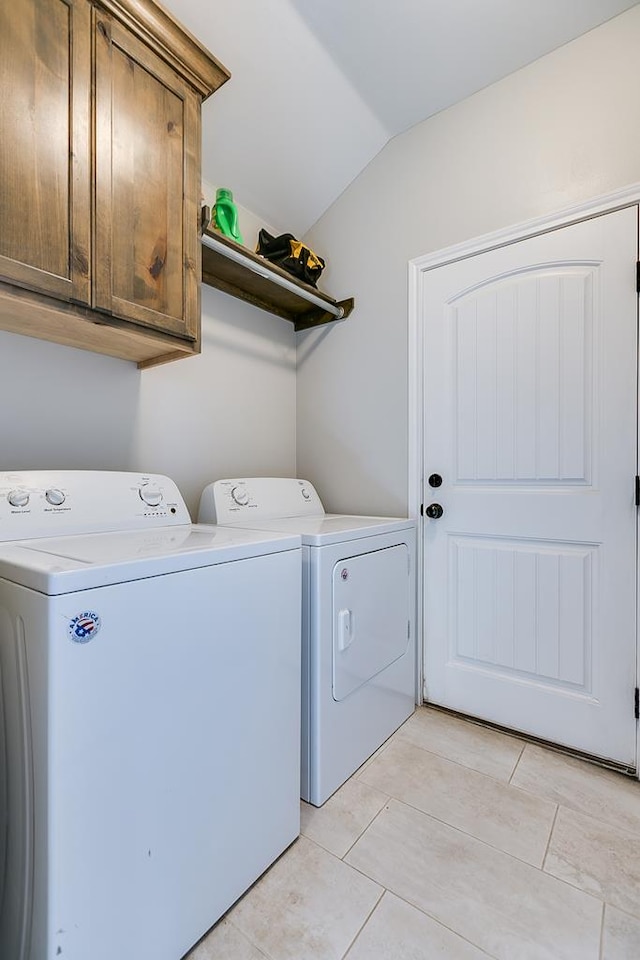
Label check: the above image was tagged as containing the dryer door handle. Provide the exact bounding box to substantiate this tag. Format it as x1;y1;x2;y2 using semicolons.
337;608;355;651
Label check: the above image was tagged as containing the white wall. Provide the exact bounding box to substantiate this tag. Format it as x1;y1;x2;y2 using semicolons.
1;198;296;519
134;283;296;514
298;6;640;517
0;330;140;471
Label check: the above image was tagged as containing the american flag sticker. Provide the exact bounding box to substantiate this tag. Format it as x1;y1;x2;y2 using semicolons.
69;611;101;644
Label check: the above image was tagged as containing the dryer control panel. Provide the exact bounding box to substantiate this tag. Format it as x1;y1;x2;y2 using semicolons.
200;477;324;524
0;471;191;541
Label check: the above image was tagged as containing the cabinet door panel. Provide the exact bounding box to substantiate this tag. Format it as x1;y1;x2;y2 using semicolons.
94;15;200;340
0;0;90;303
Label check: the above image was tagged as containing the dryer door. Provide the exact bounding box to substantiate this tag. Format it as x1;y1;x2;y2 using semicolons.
332;544;410;701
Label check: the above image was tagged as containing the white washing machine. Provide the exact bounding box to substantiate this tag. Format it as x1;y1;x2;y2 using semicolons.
198;477;416;807
0;471;302;960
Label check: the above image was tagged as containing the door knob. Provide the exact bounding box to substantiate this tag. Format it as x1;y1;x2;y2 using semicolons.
425;503;444;519
428;473;443;488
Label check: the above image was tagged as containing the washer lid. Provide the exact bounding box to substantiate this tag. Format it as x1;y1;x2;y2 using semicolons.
0;524;300;595
217;514;416;546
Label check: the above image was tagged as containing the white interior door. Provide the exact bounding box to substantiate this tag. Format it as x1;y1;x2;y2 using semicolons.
422;206;638;766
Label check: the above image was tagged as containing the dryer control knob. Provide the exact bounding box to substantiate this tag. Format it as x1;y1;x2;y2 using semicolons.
7;489;30;508
45;488;66;506
231;485;249;506
139;484;163;507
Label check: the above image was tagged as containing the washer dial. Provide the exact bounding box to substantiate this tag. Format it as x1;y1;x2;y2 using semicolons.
7;489;30;508
139;484;163;507
231;485;249;506
45;488;66;506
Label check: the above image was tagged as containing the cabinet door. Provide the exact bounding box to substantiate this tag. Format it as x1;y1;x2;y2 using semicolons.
0;0;91;304
94;13;201;341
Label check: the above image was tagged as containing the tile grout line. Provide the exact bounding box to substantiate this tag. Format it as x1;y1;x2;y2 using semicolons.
410;706;638;784
393;726;625;825
354;735;397;780
508;739;527;785
347;795;603;925
598;900;606;960
538;804;621;915
335;861;501;960
227;917;275;960
540;802;560;872
420;709;636;777
464;736;640;841
509;742;528;784
393;729;526;787
352;790;555;872
229;834;384;960
527;790;640;841
191;852;286;958
210;837;309;960
389;735;565;809
538;789;640;852
341;800;393;861
339;886;386;959
376;786;637;919
385;890;501;960
300;797;391;860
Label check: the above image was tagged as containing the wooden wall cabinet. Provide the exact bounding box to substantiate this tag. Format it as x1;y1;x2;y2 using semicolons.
0;0;229;367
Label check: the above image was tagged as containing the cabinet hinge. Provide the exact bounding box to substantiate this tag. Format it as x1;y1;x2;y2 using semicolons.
635;476;640;507
420;503;424;516
635;687;639;720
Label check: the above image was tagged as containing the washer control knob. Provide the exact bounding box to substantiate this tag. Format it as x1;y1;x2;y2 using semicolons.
139;484;163;507
45;488;65;506
231;485;249;506
7;489;29;508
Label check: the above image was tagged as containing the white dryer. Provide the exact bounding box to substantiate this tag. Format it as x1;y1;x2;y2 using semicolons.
198;477;416;807
0;471;302;960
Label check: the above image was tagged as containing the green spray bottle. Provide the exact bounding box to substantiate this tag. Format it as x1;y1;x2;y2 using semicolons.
212;188;243;244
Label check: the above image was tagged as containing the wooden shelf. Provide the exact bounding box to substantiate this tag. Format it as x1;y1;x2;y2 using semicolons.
200;225;354;331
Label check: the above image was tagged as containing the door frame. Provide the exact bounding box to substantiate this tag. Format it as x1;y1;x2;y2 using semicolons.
408;181;640;774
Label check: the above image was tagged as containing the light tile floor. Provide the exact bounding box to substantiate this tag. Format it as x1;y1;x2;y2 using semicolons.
187;707;640;960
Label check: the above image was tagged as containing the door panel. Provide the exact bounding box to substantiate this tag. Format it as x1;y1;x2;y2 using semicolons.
450;536;594;691
454;268;594;483
110;49;185;322
0;0;90;304
94;13;200;339
423;207;638;765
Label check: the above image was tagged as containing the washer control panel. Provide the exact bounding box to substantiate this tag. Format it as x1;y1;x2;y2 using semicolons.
0;471;191;542
199;477;325;524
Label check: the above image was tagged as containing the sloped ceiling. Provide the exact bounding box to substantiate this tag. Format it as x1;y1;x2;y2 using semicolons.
162;0;639;236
